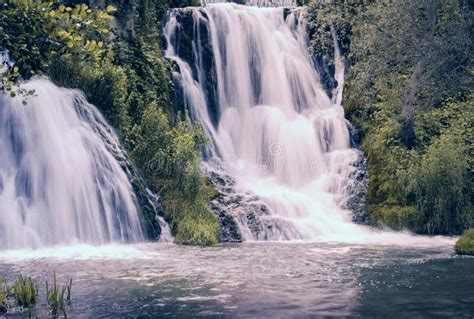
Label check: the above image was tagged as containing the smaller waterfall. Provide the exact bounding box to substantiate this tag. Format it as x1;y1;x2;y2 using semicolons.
0;78;144;250
330;24;345;106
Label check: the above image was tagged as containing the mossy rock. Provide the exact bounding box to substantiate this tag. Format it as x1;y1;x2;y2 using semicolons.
455;228;474;255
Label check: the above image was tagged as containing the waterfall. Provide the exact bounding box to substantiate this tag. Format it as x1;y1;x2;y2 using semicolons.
0;77;145;250
164;3;375;242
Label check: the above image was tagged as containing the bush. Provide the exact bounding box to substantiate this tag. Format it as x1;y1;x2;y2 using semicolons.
132;104;220;244
407;134;472;234
371;205;420;231
0;1;113;91
455;228;474;255
174;208;220;246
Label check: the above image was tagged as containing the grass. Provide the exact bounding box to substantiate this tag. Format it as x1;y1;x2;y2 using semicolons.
46;273;72;317
0;277;9;314
455;228;474;255
0;273;73;316
12;274;38;309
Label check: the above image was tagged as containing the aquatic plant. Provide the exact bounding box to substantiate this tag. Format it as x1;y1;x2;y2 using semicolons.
0;277;9;313
12;274;38;309
46;273;72;317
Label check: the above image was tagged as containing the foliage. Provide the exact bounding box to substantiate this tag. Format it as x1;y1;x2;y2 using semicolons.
12;274;38;309
131;105;220;244
0;278;8;314
455;228;474;255
172;204;220;246
346;0;472;145
46;273;72;317
405;133;472;234
308;0;367;63
0;0;114;95
308;0;474;235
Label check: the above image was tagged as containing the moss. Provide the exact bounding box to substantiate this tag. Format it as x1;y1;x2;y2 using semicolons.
455;228;474;256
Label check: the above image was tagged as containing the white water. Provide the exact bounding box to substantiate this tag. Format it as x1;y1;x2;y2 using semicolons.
0;78;144;250
163;3;453;245
202;0;297;7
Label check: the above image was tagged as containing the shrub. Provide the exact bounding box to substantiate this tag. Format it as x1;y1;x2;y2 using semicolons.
455;228;474;255
0;1;113;91
174;207;220;246
407;134;472;234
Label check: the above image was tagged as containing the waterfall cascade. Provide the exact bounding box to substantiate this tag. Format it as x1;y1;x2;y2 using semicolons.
0;78;145;250
164;2;373;242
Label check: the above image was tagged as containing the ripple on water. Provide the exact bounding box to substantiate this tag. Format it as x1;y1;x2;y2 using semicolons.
0;242;472;318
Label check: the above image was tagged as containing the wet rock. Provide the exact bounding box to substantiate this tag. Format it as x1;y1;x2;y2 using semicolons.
343;150;370;225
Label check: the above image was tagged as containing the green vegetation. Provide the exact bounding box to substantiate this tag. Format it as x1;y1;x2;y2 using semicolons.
0;278;8;314
0;273;73;316
0;1;114;98
132;105;220;245
1;0;220;245
308;0;473;235
46;273;72;317
12;274;38;309
455;228;474;255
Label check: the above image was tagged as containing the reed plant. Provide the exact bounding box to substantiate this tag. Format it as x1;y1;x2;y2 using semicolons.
12;274;38;309
46;273;72;317
0;277;9;313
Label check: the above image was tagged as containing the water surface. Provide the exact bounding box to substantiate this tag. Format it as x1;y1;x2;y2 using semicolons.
1;242;472;318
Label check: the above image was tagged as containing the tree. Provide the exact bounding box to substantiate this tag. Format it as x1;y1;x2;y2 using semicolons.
348;0;472;146
0;1;115;95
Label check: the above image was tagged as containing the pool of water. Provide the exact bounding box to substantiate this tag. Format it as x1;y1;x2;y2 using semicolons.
0;242;473;317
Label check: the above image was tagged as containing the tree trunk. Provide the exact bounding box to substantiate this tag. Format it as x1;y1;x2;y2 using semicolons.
399;0;437;147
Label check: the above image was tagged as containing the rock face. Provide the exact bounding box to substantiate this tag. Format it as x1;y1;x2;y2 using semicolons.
207;168;300;242
165;8;220;127
343;148;370;225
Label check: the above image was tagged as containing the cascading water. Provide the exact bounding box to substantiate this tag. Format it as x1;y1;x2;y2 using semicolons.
0;77;146;250
164;2;382;242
